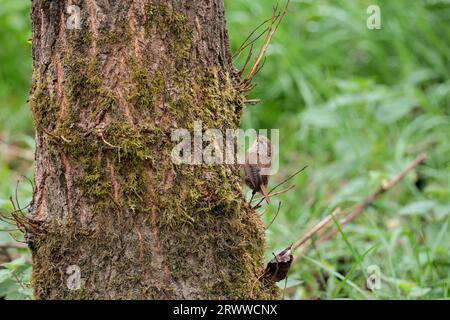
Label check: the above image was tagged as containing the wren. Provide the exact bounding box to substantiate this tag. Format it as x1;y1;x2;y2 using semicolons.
244;135;272;203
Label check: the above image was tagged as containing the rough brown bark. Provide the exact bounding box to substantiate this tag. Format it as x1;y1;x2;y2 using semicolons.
28;0;278;299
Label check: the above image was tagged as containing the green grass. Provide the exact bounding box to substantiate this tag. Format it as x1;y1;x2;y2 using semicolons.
226;0;450;299
0;0;449;299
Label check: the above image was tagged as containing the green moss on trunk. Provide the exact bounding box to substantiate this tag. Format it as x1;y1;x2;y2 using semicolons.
29;1;278;299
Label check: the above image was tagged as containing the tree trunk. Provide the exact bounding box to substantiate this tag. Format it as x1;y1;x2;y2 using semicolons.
28;0;278;299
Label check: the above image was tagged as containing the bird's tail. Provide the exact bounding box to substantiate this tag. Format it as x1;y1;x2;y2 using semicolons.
260;185;270;204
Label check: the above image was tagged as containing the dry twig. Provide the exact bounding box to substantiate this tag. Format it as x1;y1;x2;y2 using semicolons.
265;202;282;230
0;243;28;249
252;185;295;204
238;1;291;92
252;166;307;209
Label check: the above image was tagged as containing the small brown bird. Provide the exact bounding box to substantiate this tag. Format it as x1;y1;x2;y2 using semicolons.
244;135;271;203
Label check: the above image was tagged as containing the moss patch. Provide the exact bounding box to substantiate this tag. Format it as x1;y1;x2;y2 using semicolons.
29;76;56;129
128;64;165;113
30;3;277;300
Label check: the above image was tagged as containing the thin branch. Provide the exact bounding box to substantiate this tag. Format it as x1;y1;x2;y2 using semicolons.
293;153;426;257
238;44;255;77
293;207;343;252
245;1;289;80
234;25;271;63
255;56;268;76
252;166;307;209
252;184;295;203
9;196;16;211
14;180;21;213
270;166;308;194
7;233;27;244
0;228;20;232
244;99;261;105
252;185;295;209
21;175;35;193
265;201;282;230
0;204;31;219
318;152;427;243
0;215;16;224
244;3;280;82
240;0;291;91
233;15;278;59
0;243;28;249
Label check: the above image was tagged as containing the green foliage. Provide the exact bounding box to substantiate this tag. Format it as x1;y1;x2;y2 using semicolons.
226;0;450;299
0;257;32;300
0;0;449;299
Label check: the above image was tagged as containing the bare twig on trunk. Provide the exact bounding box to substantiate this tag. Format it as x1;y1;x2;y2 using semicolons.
239;1;291;92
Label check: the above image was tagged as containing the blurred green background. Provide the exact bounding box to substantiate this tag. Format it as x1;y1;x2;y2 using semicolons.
0;0;449;299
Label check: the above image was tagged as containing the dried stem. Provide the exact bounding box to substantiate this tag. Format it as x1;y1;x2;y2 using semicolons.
293;152;426;258
265;201;282;230
269;166;307;195
239;0;291;91
244;99;261;105
318;152;427;243
238;44;254;77
233;16;278;60
252;166;307;209
293;207;343;253
252;184;295;204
